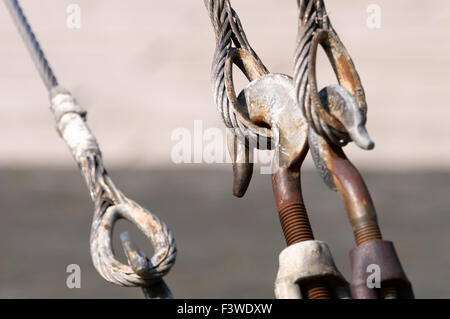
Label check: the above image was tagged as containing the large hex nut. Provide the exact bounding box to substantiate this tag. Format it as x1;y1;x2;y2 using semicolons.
350;239;414;299
275;240;350;299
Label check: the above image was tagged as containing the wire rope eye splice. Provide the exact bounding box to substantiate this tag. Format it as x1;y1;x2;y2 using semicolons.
4;0;177;298
206;0;414;299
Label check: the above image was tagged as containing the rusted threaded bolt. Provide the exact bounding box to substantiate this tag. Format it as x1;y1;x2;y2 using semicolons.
273;167;331;299
306;282;332;299
354;222;382;246
278;202;314;245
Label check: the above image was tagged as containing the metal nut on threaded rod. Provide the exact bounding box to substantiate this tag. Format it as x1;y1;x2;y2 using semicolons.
350;239;414;299
275;240;350;299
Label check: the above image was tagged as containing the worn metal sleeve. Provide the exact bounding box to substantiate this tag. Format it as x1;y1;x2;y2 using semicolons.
50;87;99;164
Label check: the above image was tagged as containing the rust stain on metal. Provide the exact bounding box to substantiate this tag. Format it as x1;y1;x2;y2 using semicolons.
323;140;382;246
308;28;369;141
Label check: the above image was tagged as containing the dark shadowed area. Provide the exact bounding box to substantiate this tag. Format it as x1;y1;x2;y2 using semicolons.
0;168;448;298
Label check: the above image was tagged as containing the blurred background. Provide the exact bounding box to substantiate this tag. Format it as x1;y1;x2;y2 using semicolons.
0;0;449;298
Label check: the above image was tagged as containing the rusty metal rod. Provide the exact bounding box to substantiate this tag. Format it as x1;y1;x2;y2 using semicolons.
272;165;331;299
272;167;314;245
328;149;382;246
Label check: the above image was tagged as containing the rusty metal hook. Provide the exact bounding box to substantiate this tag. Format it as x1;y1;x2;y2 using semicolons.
226;51;341;297
120;232;173;299
224;48;272;197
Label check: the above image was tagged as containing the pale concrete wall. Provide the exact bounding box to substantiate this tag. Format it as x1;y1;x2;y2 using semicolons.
1;0;449;170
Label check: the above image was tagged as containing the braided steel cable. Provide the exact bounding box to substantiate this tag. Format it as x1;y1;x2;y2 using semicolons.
3;0;58;90
4;0;176;296
294;0;353;147
204;0;271;147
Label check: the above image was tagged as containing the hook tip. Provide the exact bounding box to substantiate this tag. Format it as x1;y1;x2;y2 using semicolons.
120;231;149;275
232;163;253;197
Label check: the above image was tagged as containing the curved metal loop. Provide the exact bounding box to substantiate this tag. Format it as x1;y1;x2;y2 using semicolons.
224;48;273;149
204;0;271;144
295;1;373;150
90;200;176;288
308;29;367;133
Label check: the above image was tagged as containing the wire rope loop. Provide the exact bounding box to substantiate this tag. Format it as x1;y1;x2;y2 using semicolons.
308;29;367;129
90;198;176;288
205;0;272;146
295;1;368;148
308;30;347;134
224;48;274;149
